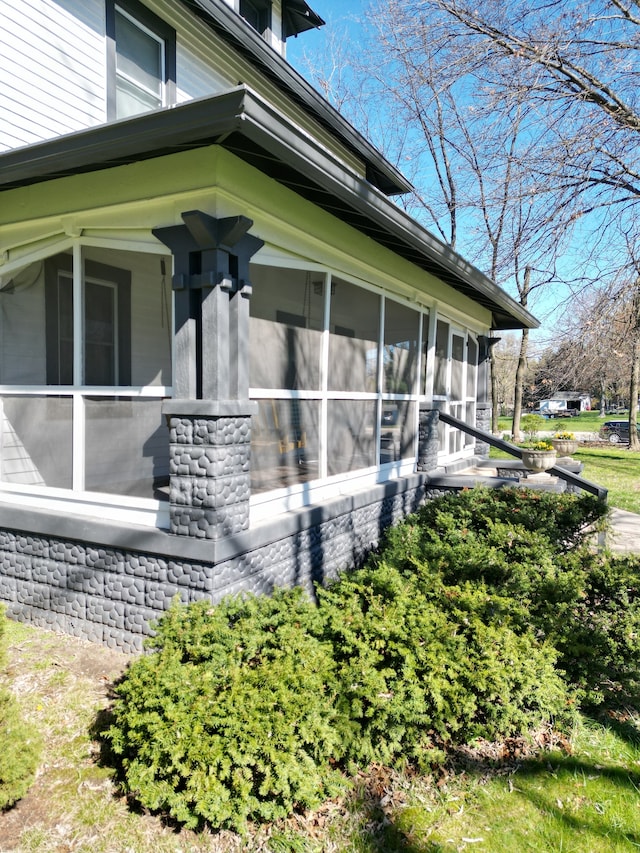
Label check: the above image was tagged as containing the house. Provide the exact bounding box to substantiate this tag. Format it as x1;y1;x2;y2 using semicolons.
539;393;591;417
0;0;537;650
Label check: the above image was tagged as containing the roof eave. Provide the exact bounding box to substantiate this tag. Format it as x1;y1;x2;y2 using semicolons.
0;88;538;332
180;0;411;197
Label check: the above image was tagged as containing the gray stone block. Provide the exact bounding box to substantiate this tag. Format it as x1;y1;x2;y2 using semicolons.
49;588;86;619
0;575;17;601
16;581;50;610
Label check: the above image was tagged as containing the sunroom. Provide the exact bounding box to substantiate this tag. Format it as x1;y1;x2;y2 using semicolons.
0;237;481;531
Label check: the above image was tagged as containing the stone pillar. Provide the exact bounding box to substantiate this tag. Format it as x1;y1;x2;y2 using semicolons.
153;211;263;540
475;402;491;458
417;408;439;472
164;403;252;539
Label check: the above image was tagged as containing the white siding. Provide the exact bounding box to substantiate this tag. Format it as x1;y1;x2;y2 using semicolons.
1;0;367;179
0;0;105;151
175;43;229;103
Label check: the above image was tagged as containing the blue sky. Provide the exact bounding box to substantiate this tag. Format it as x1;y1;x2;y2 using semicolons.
285;2;578;344
286;1;364;67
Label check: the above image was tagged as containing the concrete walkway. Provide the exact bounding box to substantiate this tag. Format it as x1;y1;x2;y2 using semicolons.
605;508;640;554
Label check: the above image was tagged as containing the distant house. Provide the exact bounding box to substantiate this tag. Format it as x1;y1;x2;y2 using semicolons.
539;394;591;416
0;0;537;650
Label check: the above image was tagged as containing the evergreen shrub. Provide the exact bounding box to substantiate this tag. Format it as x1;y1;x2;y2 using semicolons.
105;487;631;831
379;488;640;707
408;486;608;551
317;561;572;769
0;606;41;810
106;588;346;831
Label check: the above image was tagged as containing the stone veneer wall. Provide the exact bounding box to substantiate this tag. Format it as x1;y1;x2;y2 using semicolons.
168;415;252;539
0;475;429;653
475;403;492;458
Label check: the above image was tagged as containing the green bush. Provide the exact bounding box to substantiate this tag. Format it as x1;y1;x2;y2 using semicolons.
105;488;626;831
403;487;608;552
0;607;40;810
379;488;640;707
539;550;640;705
106;589;346;832
318;561;572;770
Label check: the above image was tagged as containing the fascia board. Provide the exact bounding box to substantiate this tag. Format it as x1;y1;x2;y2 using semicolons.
0;88;248;191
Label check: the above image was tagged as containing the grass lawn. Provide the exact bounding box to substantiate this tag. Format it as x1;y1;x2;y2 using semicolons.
498;411;637;436
3;607;640;851
491;442;640;514
575;447;640;514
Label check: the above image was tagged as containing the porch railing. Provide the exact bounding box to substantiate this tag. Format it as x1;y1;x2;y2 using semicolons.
437;410;608;503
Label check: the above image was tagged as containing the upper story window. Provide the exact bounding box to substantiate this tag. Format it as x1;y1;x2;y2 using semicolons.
239;0;272;36
106;0;176;121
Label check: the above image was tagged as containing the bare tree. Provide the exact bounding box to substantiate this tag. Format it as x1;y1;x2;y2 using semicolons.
299;3;579;437
491;333;524;415
536;284;638;429
412;0;640;200
297;0;640;448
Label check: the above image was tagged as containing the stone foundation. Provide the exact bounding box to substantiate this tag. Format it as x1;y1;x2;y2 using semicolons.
0;475;428;652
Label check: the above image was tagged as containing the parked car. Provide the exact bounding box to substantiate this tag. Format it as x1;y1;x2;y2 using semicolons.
598;420;640;443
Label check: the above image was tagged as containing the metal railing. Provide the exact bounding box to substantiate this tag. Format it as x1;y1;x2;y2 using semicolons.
437;410;608;502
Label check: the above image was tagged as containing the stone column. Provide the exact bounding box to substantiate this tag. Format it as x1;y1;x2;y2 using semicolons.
475;402;491;459
417;408;440;472
164;403;252;540
153;211;263;540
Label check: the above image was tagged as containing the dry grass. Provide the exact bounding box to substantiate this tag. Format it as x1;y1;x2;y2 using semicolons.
0;621;259;853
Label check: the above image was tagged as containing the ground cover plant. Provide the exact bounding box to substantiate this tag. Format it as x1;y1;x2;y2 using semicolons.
4;618;640;851
100;487;640;836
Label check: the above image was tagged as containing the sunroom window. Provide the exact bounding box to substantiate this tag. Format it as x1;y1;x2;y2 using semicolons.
248;264;426;497
432;316;479;456
0;247;172;509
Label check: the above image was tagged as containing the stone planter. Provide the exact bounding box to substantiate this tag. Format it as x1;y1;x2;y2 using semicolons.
520;448;557;473
551;438;578;456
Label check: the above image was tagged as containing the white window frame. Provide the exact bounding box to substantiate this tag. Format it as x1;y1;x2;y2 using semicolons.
115;5;166;115
0;238;173;528
248;261;429;521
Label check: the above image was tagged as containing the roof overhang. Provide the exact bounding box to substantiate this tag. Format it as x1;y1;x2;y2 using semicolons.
282;0;325;37
181;0;410;196
0;86;538;331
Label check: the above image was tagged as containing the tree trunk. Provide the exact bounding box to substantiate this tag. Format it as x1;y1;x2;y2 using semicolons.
630;318;640;450
511;328;529;440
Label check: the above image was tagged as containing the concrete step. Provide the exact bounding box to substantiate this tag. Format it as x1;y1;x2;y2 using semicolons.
427;473;566;493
